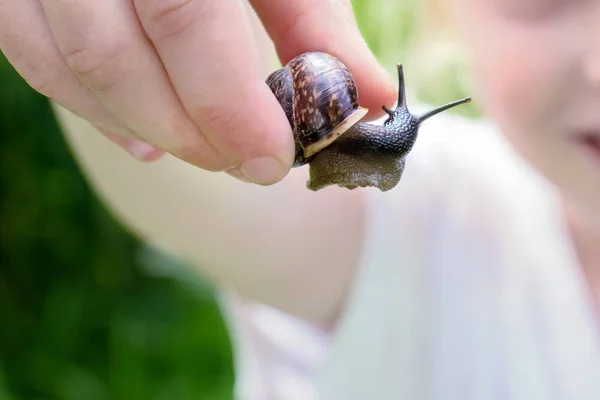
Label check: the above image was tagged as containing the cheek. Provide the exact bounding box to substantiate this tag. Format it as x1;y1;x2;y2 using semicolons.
472;38;570;179
455;10;580;187
468;33;558;139
446;0;565;137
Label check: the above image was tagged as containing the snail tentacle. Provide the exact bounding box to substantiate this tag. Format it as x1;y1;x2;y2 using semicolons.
305;64;471;191
382;105;394;117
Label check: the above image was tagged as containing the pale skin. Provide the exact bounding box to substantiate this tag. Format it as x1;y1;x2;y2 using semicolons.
2;0;600;328
444;0;600;306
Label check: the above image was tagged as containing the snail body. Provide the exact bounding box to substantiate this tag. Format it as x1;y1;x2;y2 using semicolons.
265;52;471;191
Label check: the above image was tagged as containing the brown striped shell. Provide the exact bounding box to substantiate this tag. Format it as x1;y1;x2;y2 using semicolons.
266;52;368;166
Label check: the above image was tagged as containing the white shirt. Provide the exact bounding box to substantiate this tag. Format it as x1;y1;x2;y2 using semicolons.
220;107;600;399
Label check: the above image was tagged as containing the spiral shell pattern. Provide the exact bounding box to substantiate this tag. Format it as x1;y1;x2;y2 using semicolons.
266;52;368;164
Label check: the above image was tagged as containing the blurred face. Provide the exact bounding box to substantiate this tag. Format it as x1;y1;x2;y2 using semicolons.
446;0;600;216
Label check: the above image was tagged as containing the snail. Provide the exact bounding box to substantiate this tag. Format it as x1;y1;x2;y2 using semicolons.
265;52;472;191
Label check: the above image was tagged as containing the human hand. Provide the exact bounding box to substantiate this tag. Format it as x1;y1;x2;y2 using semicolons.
0;0;396;185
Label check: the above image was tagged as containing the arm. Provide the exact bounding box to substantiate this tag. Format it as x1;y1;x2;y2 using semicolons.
54;103;366;328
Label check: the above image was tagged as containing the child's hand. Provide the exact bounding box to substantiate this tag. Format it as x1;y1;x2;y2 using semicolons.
0;0;395;185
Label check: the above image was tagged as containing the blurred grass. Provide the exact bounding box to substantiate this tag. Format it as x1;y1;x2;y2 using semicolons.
0;1;473;399
0;51;235;400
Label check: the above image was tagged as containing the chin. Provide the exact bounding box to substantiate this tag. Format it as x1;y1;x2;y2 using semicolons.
543;153;600;220
563;184;600;221
511;134;600;215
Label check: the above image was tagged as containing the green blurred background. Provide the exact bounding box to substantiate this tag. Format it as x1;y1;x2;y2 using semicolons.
0;1;472;399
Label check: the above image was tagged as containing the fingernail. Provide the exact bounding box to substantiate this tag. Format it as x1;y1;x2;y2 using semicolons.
128;139;159;161
240;157;285;185
226;168;248;182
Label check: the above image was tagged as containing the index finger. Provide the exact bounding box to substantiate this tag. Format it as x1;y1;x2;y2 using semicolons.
135;0;295;185
250;0;397;119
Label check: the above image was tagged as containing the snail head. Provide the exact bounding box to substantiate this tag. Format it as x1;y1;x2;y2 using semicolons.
306;64;472;191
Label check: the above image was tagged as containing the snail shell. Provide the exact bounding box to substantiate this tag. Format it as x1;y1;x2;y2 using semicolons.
266;52;368;166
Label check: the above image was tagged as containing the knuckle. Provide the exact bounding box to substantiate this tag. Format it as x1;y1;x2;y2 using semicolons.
171;135;232;172
271;0;324;43
134;0;210;42
163;107;238;171
0;35;61;98
10;53;62;98
63;43;129;92
193;103;253;162
196;103;242;138
23;71;59;98
175;144;226;172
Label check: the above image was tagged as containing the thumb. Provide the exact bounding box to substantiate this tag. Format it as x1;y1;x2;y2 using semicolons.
250;0;397;120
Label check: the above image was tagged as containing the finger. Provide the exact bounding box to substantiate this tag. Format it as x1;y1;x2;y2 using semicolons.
39;0;232;172
135;0;295;185
0;0;136;139
97;128;166;162
250;0;397;119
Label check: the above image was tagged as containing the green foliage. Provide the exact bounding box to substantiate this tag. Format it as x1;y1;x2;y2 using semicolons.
352;0;478;119
0;53;234;399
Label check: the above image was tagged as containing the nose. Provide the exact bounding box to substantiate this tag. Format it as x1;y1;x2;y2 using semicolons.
581;7;600;87
582;49;600;88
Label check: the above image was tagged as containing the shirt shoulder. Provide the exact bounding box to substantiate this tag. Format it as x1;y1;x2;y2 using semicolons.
316;107;573;399
354;106;551;270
